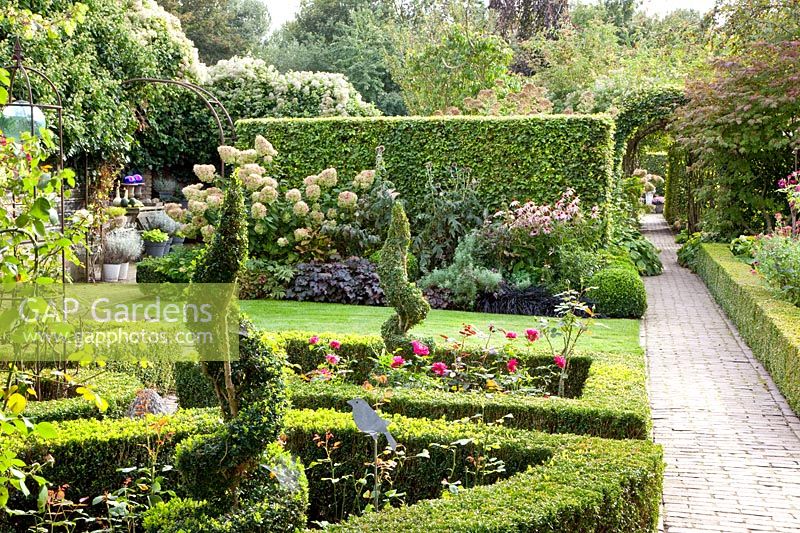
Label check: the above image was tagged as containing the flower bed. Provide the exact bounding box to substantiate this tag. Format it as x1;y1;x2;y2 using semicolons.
176;330;650;439
696;243;800;412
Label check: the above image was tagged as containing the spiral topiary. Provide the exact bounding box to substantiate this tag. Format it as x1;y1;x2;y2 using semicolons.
377;202;431;354
145;161;307;530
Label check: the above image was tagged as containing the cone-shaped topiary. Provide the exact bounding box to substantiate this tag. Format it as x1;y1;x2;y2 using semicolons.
377;202;431;353
191;170;248;284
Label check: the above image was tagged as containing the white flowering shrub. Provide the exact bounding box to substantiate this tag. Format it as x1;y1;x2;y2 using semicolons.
206;56;380;119
184;136;393;263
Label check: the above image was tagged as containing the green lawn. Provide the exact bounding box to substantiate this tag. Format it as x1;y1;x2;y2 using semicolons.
240;300;641;353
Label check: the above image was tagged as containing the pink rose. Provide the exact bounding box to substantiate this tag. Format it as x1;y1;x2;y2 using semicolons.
554;355;566;369
309;336;319;345
431;362;448;376
507;358;519;373
329;340;341;350
411;340;430;356
505;331;517;340
391;356;406;368
326;354;340;365
525;329;540;342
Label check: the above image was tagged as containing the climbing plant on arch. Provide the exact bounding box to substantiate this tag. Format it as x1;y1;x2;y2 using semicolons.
613;87;687;176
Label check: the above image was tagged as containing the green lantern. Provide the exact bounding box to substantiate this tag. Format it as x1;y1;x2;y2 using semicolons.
0;100;46;141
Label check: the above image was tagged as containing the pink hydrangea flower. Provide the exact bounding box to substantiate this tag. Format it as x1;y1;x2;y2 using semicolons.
554;355;566;369
505;331;517;340
326;354;340;365
309;336;319;345
525;329;540;342
329;340;341;350
391;356;406;368
507;358;519;373
411;340;430;356
431;362;448;376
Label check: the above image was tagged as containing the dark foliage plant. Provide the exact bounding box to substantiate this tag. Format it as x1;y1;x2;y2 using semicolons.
476;283;561;316
287;258;385;306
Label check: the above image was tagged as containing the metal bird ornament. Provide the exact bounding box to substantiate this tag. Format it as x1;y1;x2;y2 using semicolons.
347;398;397;451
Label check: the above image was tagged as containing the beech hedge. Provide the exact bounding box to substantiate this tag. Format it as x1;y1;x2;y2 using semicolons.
696;244;800;412
236;115;616;216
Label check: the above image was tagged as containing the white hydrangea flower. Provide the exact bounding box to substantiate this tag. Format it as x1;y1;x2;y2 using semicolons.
193;164;216;183
206;194;223;208
240;163;265;176
303;175;318;187
317;168;338;188
293;201;310;217
200;224;215;242
277;237;289;247
260;186;279;204
305;184;321;200
285;188;302;202
337;191;358;209
293;228;311;241
251;202;268;220
254;135;278;158
217;145;239;164
237;149;258;165
353;170;376;190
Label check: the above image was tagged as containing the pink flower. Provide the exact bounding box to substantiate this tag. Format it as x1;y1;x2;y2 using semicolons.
309;336;319;345
525;329;540;342
317;368;332;380
391;356;406;368
326;354;340;365
507;358;519;373
554;356;566;369
505;331;517;340
411;340;430;356
329;340;341;350
431;362;448;376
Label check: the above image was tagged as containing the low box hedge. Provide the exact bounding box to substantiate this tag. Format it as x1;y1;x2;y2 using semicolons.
176;331;650;439
285;408;663;532
19;371;142;422
6;407;662;533
696;244;800;412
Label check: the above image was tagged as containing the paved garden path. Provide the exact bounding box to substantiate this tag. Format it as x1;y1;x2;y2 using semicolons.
641;214;800;533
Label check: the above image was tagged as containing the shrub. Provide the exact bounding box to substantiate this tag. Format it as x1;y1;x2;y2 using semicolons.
696;244;800;412
611;226;663;276
420;234;502;310
588;268;647;318
755;236;800;307
236;115;616;219
677;232;704;271
238;259;295;300
730;235;758;259
287;258;385;306
368;250;419;281
136;246;204;283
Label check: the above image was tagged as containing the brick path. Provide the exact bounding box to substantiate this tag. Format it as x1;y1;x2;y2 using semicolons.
641;214;800;532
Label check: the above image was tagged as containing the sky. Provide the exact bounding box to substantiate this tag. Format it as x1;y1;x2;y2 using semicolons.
265;0;718;32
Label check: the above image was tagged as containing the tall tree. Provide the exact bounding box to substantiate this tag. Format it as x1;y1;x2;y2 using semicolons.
488;0;569;40
162;0;271;64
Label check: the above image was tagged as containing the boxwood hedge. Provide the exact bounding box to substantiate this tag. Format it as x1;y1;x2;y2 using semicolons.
696;244;800;412
6;408;662;533
20;371;142;422
236;115;616;217
176;331;650;439
285;408;663;532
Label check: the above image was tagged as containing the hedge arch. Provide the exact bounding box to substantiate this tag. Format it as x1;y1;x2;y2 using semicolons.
614;87;687;176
